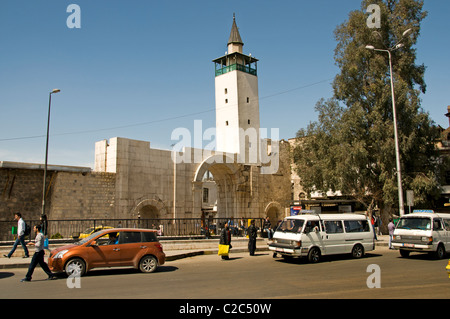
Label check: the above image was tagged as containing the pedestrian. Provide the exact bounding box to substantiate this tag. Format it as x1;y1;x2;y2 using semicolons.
4;212;29;258
21;225;55;282
263;216;273;240
248;219;258;256
219;222;231;260
388;218;396;249
371;214;378;240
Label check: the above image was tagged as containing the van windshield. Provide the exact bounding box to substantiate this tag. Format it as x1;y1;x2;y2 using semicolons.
396;217;431;230
276;219;304;233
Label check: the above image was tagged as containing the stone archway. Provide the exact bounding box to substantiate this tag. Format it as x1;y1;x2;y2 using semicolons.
131;198;168;219
193;154;240;219
264;201;283;225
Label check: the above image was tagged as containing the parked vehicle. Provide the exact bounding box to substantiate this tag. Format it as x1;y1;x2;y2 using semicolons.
392;210;450;259
76;225;114;239
48;228;165;276
268;212;375;263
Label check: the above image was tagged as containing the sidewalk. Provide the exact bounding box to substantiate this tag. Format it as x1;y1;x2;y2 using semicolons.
0;235;390;269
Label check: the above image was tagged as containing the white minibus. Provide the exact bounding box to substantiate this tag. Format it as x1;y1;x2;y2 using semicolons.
392;210;450;259
268;212;375;263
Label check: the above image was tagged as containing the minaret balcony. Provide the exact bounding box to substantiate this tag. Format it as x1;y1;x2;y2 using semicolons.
215;63;257;77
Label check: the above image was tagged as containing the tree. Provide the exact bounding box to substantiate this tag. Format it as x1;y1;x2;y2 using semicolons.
293;0;443;221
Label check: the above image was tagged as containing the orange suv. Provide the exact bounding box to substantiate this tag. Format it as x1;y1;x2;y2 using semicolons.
48;228;165;276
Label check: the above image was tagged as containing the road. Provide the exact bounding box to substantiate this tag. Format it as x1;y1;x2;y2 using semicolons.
0;247;448;300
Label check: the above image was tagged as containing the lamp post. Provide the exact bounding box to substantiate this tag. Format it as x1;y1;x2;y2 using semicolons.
366;29;412;217
42;89;60;216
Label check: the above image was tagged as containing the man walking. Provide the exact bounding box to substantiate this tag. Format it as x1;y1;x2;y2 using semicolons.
21;225;54;282
4;212;29;258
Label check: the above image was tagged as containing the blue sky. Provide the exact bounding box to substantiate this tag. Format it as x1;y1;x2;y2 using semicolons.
1;0;449;168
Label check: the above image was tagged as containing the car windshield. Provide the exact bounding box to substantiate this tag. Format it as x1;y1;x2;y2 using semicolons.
276;219;304;233
76;231;107;245
396;217;431;230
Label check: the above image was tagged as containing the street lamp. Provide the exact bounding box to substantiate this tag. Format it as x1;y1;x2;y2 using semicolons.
42;88;60;216
365;29;412;217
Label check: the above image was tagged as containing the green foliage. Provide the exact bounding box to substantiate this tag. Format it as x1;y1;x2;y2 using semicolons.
294;0;443;214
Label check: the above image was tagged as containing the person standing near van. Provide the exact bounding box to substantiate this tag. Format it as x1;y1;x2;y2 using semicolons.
4;212;29;258
248;220;258;256
388;218;395;249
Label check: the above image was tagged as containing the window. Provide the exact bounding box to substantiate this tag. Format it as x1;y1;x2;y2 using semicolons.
141;231;158;242
324;221;343;233
226;121;229;126
344;220;370;233
203;188;209;203
248;119;251;124
119;231;141;244
277;219;304;233
443;219;450;230
247;97;249;103
433;219;443;230
225;88;228;94
225;99;228;103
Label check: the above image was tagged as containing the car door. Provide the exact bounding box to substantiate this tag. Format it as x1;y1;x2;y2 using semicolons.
88;231;122;268
323;220;346;255
118;231;143;266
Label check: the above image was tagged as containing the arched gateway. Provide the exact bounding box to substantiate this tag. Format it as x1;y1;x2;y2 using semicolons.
193;154;239;219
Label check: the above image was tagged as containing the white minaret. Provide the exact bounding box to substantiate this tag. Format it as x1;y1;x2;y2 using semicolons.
213;15;260;164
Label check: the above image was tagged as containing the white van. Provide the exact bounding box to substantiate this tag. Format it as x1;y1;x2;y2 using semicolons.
392;210;450;259
268;212;375;263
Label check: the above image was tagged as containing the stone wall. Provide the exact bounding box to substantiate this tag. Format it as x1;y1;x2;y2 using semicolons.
0;163;115;222
49;171;116;220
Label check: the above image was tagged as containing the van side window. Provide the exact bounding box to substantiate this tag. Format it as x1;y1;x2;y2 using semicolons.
433;219;443;231
120;231;141;244
344;220;370;233
443;219;450;231
324;221;343;233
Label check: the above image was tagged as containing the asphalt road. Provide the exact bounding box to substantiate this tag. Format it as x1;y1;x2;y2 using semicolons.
0;247;448;300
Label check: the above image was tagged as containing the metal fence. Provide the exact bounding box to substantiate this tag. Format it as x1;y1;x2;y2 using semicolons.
0;217;266;242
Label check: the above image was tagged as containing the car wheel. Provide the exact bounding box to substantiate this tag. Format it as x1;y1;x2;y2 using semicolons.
308;247;321;263
351;244;364;259
65;258;86;277
139;255;158;273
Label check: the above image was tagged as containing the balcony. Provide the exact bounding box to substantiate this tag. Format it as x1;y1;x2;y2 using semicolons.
215;63;257;77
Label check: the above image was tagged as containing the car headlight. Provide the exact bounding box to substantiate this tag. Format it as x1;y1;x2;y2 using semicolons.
53;250;69;259
421;236;432;244
393;235;401;241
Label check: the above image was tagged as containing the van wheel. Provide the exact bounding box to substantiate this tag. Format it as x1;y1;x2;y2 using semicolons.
351;244;364;259
434;244;446;260
308;247;321;263
139;255;158;273
65;258;86;277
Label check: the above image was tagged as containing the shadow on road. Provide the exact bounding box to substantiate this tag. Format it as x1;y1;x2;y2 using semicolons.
273;252;383;264
0;272;15;279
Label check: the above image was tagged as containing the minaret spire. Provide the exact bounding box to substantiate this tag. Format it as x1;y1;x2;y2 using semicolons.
227;14;243;54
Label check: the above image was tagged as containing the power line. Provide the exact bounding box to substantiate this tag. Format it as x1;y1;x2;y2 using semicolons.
0;77;334;142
